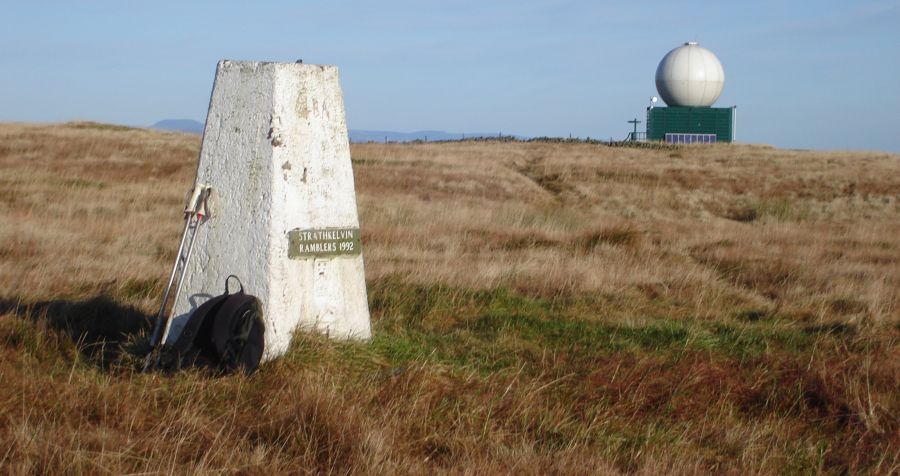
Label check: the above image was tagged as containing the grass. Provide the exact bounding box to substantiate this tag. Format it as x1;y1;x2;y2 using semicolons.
0;123;898;473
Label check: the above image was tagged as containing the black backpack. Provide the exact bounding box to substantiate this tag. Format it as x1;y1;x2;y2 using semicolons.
159;276;265;375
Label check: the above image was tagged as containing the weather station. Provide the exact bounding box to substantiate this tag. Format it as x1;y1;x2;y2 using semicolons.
645;42;736;144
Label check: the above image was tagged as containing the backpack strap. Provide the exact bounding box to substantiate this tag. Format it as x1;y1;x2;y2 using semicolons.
211;292;265;374
161;275;238;368
160;292;229;371
169;294;227;352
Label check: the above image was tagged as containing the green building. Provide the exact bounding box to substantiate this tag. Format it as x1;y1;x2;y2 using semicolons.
647;106;735;143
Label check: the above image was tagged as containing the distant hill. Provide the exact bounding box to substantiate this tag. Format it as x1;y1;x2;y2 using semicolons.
348;129;528;143
150;119;526;142
150;119;204;134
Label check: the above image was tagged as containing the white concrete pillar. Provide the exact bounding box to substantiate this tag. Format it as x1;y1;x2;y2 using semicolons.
165;60;371;361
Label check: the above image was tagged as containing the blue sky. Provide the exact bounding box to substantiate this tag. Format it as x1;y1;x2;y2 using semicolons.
1;1;898;151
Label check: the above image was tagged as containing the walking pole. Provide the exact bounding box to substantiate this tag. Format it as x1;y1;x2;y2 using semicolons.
143;184;211;371
157;187;210;350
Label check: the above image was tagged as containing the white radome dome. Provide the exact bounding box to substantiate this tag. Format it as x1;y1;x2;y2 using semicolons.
655;42;724;107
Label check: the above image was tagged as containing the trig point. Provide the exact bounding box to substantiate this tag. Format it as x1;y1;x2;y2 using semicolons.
164;60;371;361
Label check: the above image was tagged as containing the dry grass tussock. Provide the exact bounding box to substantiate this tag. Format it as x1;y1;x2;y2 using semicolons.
356;140;899;325
1;122;898;474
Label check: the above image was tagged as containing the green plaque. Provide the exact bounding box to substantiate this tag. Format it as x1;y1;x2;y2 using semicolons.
288;227;361;259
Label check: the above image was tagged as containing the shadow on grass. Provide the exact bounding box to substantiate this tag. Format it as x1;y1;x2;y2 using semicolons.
0;295;152;368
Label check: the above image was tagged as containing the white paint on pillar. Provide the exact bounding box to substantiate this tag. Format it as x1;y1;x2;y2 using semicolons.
165;60;371;361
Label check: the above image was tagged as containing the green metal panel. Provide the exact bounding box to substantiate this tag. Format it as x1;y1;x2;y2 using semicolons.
647;107;734;142
288;227;362;259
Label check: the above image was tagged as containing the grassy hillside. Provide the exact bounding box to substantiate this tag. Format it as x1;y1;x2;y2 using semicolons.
0;122;897;474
